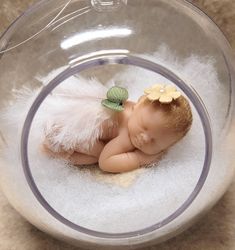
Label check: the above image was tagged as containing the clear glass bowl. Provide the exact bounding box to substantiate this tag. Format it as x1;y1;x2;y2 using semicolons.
0;0;235;249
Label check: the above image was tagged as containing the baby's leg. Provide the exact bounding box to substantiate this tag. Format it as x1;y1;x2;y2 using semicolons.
70;140;105;165
68;152;98;165
74;140;105;158
42;139;105;166
42;143;98;165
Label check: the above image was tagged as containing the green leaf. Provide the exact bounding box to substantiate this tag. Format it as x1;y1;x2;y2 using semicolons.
101;99;124;112
107;86;128;103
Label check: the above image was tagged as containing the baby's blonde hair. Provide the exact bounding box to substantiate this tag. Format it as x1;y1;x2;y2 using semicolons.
140;95;193;138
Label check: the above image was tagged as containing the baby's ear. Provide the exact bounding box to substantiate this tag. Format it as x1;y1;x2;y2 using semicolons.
133;95;145;110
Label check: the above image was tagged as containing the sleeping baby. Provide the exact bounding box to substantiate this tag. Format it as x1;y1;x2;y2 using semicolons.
42;83;192;173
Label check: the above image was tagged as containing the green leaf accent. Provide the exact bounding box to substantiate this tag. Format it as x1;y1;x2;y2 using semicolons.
101;99;124;112
107;86;128;103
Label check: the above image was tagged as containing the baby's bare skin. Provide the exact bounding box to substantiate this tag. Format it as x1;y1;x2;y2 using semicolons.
98;101;165;173
43;100;168;172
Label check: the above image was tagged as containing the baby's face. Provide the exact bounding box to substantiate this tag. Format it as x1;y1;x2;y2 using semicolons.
127;101;180;155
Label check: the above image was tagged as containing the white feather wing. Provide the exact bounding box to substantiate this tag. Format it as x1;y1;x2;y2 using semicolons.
43;76;113;152
1;76;113;153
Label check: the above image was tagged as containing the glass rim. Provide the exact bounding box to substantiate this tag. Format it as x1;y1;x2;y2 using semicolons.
0;0;234;56
20;53;213;239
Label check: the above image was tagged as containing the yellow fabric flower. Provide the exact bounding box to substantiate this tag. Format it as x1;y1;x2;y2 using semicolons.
144;84;181;103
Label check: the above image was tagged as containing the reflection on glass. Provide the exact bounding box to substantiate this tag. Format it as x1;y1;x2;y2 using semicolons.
61;27;132;49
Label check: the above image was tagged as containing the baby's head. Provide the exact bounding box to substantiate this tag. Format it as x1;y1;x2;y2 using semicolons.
128;86;192;155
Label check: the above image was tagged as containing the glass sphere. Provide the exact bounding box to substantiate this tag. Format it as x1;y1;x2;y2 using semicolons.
0;0;235;249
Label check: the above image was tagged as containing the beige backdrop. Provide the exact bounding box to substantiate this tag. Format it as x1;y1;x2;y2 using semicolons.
0;0;235;249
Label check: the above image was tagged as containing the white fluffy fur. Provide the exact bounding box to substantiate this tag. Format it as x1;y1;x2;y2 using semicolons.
42;77;114;152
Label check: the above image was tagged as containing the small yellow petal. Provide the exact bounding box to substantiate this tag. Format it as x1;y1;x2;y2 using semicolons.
151;84;165;91
144;88;152;94
144;84;165;94
147;92;161;101
165;85;176;93
144;84;181;104
170;91;181;99
159;95;173;103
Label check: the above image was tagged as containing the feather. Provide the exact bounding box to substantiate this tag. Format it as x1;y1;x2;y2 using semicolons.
1;75;115;154
42;76;115;153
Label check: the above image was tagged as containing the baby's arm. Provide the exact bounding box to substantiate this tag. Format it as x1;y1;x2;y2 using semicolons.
98;129;135;173
99;129;163;173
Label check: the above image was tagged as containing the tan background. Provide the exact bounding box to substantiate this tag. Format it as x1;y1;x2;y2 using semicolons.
0;0;235;249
